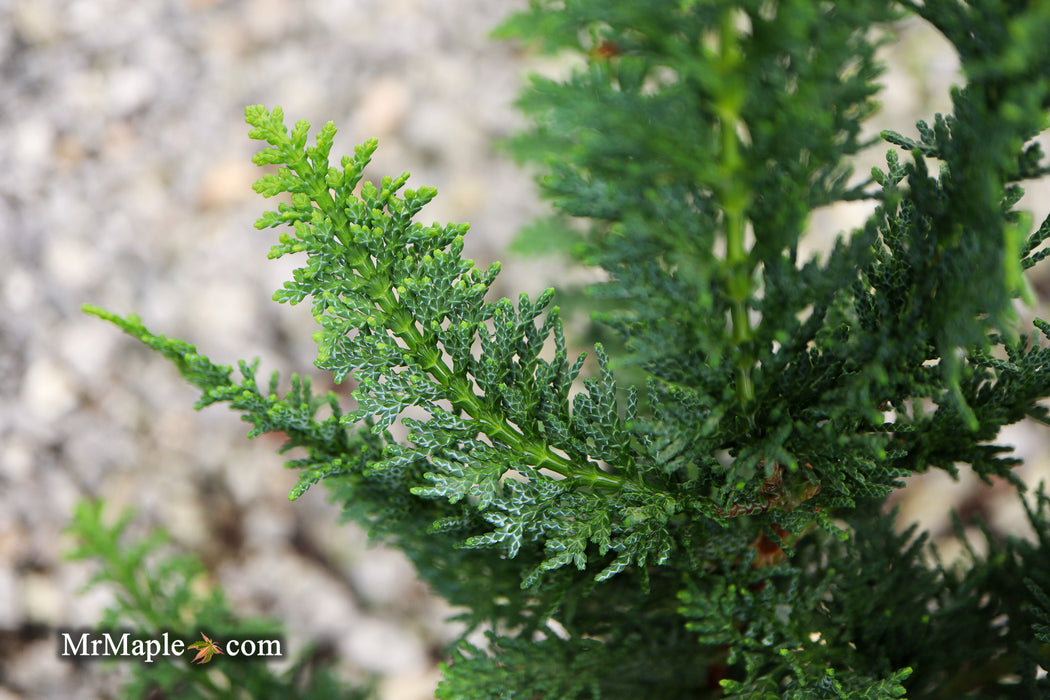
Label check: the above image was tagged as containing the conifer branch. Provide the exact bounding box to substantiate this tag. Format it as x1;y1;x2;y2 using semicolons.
81;2;1050;697
246;105;629;492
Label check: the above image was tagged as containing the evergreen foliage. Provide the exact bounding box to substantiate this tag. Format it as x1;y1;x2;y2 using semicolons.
80;1;1050;696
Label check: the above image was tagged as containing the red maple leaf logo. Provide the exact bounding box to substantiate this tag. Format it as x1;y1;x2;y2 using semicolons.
187;632;224;664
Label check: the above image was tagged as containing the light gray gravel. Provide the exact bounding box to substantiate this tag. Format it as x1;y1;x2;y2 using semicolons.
2;1;538;697
3;3;1050;699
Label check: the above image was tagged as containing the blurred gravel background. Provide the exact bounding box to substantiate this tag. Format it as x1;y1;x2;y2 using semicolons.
2;2;540;697
2;2;1049;698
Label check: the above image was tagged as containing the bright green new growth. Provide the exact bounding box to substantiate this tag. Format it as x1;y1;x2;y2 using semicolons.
82;0;1050;696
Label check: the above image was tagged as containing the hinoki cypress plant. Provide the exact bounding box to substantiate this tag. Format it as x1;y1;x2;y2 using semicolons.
78;1;1050;697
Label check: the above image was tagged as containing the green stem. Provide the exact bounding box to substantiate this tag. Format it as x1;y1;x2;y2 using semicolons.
716;9;754;406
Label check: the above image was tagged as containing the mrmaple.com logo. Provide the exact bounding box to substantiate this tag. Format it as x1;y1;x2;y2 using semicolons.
58;629;282;664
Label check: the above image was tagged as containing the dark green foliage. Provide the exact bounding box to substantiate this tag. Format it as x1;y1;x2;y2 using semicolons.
79;0;1050;697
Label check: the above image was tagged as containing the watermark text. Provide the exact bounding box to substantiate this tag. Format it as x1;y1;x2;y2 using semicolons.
57;629;282;664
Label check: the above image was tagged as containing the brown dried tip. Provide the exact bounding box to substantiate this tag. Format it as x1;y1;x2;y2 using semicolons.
590;40;621;61
750;525;788;569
